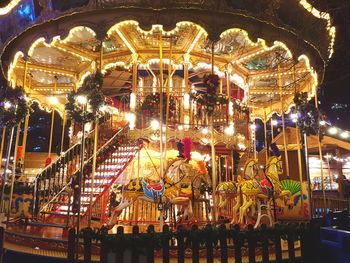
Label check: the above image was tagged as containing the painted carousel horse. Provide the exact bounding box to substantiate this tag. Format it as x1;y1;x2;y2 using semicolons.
107;158;209;227
215;158;257;221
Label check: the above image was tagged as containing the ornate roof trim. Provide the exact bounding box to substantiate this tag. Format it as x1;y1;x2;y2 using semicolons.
0;0;21;16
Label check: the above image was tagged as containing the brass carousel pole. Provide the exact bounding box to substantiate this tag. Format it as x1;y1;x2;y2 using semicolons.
21;63;30;168
48;77;58;162
0;128;5;169
278;65;290;177
210;42;217;221
264;110;268;162
159;31;164;179
164;37;172;164
60;112;66;154
88;41;103;227
7;123;21;223
292;66;305;215
158;31;165;229
314;88;327;212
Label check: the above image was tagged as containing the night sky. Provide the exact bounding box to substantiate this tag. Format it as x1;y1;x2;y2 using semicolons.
310;0;350;129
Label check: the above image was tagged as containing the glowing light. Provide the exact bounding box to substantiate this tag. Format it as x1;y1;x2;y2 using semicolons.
271;119;278;126
0;0;22;15
250;124;256;130
178;125;184;131
328;127;338;135
130;93;136;110
76;95;87;105
183;93;190;110
48;96;59;105
150;119;159;130
340;132;349;139
320;120;326;126
4;101;12;109
224;126;234;136
201;127;209;135
228;101;234;116
126;113;136;130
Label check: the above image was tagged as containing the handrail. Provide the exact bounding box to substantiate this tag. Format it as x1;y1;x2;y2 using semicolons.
35;128;94;177
39;182;71;212
84;124;129;165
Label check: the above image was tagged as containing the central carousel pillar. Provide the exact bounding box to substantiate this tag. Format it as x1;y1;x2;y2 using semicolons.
183;54;191;130
210;42;217;221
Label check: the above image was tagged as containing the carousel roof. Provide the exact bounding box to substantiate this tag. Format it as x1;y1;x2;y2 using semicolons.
1;0;335;118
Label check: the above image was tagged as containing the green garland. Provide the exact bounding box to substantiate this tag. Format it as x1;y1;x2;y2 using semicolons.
191;74;228;116
65;71;105;124
0;86;31;128
293;92;321;136
140;92;176;121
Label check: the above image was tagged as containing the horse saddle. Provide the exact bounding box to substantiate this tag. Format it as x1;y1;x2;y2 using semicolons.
141;179;165;201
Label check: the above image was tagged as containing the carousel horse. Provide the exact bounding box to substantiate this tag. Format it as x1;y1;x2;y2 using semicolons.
215;159;257;221
107;158;209;227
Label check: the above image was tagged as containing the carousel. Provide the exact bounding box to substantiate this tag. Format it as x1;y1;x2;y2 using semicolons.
0;0;335;259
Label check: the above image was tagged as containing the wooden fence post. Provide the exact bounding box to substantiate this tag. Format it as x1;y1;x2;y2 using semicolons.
205;224;214;263
146;225;155;263
67;228;76;263
287;224;296;262
162;225;170;263
232;224;242;263
116;226;124;263
260;224;270;263
273;225;283;263
176;226;185;263
83;228;93;263
219;224;228;263
131;225;140;263
0;227;4;263
191;225;200;263
100;225;109;263
247;224;256;263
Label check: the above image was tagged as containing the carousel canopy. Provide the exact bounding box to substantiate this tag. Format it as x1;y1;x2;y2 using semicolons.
0;0;335;118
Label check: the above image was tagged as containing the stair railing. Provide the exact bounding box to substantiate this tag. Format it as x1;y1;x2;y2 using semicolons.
82;141;143;223
32;115;114;218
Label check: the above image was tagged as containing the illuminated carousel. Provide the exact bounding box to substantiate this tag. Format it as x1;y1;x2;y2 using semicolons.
0;0;335;260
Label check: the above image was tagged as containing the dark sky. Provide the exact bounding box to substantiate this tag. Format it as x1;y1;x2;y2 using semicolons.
310;0;350;129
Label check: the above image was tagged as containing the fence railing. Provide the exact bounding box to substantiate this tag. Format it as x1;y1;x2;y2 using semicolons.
312;196;350;218
67;222;322;263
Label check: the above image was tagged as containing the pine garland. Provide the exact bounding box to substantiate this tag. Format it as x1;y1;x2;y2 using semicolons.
293;92;320;136
192;74;228;116
65;71;105;124
140;92;176;121
0;86;31;128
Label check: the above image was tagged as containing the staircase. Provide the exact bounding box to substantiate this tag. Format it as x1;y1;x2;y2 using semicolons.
32;121;142;227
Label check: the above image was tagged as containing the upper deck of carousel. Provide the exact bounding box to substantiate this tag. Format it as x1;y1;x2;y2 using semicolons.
0;1;336;120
